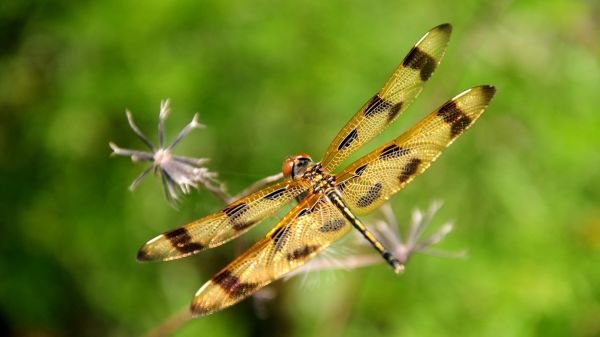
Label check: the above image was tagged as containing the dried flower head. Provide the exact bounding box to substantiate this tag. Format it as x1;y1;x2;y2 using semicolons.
286;201;465;278
109;100;223;203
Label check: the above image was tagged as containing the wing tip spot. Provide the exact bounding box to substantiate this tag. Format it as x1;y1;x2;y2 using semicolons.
480;85;497;101
190;300;216;318
436;23;453;34
136;246;153;262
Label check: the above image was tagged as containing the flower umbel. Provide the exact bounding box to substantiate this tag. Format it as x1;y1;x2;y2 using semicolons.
109;100;223;203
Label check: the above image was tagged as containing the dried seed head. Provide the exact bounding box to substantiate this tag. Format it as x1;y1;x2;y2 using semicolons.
287;201;465;278
109;100;222;204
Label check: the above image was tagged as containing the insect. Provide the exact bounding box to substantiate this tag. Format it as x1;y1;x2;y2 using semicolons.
137;23;496;317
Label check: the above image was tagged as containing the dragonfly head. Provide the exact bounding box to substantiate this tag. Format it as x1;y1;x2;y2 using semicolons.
282;153;313;179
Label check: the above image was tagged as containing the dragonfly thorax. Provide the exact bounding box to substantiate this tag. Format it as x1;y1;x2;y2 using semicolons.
303;163;336;194
282;153;335;194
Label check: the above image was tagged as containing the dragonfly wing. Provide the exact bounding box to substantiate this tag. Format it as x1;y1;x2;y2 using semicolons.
190;194;351;317
321;23;452;171
336;85;496;215
138;181;308;261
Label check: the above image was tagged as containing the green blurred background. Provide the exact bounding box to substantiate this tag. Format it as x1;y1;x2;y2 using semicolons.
1;0;599;336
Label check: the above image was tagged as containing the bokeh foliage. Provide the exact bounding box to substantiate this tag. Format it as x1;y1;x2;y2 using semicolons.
1;0;599;336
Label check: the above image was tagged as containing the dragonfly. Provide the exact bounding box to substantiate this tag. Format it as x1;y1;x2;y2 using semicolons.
137;23;496;317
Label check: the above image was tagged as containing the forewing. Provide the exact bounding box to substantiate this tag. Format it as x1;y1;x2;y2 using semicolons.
190;194;351;317
137;181;307;261
336;85;496;215
321;23;452;171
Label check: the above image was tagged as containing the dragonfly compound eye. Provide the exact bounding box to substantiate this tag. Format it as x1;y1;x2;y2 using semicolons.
282;157;295;179
282;153;312;179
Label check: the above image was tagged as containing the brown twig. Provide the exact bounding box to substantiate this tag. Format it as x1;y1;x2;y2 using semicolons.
141;307;192;337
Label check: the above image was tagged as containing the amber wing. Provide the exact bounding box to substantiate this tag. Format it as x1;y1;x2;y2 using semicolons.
137;181;307;261
321;23;453;171
190;194;351;317
336;85;496;215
